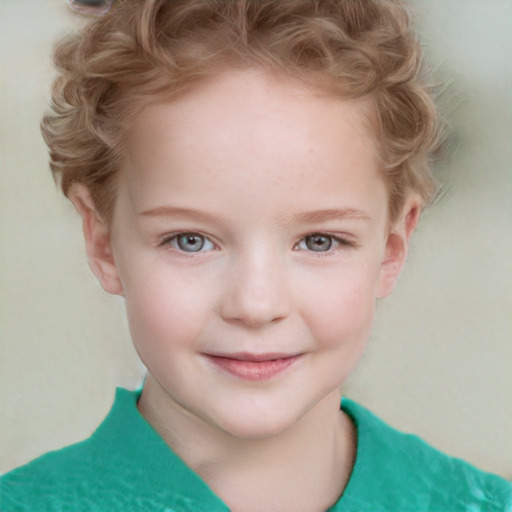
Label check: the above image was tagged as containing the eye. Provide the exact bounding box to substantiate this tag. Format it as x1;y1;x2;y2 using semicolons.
67;0;113;16
162;232;215;253
296;233;348;253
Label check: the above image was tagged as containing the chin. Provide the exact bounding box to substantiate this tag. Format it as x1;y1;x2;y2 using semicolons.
211;404;302;441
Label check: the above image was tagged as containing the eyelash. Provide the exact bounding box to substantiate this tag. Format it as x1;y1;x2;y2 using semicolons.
294;233;354;256
158;232;216;254
158;231;354;256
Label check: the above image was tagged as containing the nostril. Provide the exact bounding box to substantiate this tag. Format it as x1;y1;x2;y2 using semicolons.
220;256;291;327
221;294;291;328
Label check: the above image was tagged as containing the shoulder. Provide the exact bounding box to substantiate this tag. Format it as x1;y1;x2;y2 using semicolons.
0;389;144;512
1;437;107;512
1;388;226;512
338;398;512;512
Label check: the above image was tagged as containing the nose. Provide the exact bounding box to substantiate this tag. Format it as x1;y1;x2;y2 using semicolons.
220;249;291;328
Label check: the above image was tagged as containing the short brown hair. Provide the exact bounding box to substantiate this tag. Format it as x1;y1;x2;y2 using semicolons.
42;0;444;222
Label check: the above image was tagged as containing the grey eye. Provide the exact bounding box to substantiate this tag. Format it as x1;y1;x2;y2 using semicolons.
304;234;333;252
177;234;206;252
67;0;113;15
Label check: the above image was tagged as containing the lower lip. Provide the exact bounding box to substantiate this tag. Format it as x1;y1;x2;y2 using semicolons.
205;355;301;381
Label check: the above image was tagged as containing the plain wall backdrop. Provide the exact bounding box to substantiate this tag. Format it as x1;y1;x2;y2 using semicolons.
1;0;511;478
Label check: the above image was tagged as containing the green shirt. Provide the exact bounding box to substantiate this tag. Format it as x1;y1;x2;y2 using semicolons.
1;388;510;511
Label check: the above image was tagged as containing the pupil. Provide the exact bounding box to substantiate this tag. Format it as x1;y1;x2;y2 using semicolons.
178;234;204;252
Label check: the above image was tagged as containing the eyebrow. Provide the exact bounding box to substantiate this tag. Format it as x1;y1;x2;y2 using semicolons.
288;208;371;224
139;206;371;225
139;206;221;223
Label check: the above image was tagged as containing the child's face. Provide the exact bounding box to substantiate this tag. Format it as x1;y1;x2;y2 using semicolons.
76;69;414;439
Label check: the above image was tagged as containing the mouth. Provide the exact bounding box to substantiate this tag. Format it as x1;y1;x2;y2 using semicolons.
203;352;302;381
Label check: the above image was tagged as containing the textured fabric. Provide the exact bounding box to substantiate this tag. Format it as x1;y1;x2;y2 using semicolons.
1;388;511;512
329;400;512;512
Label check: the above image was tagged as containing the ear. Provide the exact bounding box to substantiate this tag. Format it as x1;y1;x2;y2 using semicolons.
68;184;123;296
377;196;421;298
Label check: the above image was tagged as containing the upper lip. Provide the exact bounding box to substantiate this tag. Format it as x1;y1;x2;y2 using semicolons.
205;352;300;362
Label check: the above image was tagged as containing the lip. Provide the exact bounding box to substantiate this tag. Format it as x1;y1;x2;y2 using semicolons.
204;352;302;381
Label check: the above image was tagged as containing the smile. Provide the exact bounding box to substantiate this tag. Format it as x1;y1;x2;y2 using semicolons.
204;353;302;381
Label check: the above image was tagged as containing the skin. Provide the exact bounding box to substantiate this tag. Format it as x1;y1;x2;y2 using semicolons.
71;68;420;512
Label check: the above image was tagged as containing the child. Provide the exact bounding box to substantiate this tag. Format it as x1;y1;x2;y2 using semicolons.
1;0;510;511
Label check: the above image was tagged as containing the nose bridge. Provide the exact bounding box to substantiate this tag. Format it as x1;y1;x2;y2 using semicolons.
221;244;291;327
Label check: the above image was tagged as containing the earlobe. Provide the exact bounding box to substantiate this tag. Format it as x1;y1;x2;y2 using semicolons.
68;184;123;296
377;198;421;299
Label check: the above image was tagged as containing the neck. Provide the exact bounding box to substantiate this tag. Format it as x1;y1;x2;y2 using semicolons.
138;377;356;512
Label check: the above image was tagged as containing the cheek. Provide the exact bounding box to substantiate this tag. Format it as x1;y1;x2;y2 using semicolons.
119;262;214;356
297;260;380;348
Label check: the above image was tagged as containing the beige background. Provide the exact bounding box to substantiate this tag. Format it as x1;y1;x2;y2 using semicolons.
1;1;510;478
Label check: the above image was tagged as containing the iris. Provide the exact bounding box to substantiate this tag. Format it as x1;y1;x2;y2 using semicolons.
177;234;206;253
304;234;334;252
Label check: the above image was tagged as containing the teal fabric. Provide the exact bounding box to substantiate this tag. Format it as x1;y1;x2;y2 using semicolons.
330;400;512;512
1;388;511;512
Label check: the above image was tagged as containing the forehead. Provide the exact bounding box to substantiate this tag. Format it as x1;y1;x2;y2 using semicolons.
127;68;376;156
119;69;384;220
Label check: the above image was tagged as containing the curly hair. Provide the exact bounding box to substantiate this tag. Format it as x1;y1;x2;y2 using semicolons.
42;0;444;222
